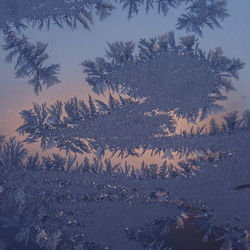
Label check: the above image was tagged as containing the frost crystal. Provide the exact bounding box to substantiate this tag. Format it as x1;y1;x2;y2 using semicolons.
2;27;60;94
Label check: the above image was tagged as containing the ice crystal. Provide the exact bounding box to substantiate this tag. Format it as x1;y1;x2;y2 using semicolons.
0;0;115;31
2;27;60;95
176;0;229;36
117;0;228;35
45;230;62;250
0;2;249;248
0;137;27;168
0;0;228;36
82;32;243;119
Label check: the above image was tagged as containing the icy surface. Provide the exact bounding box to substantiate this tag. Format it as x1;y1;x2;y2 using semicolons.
0;0;250;249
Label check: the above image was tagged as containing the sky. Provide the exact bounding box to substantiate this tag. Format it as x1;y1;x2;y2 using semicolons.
0;0;250;140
